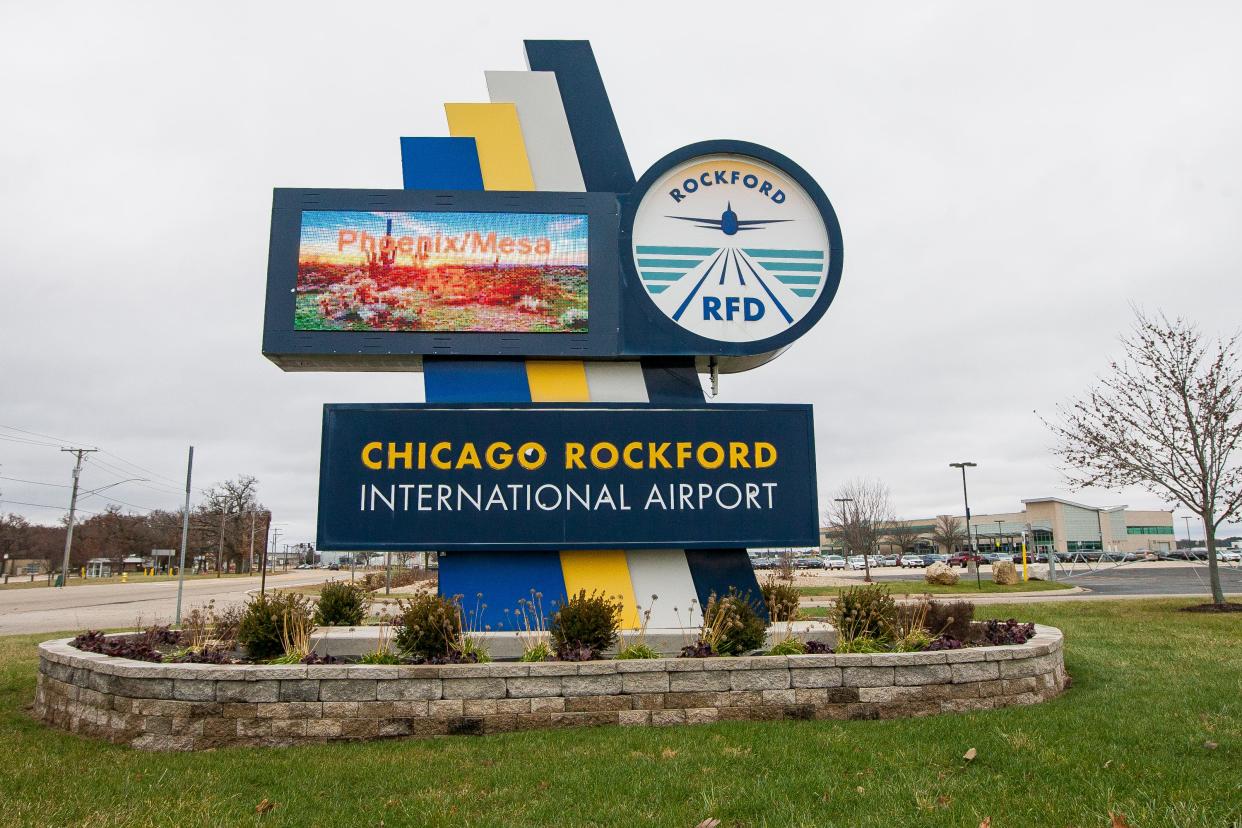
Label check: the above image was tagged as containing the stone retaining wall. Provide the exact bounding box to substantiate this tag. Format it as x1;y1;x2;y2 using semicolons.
34;625;1066;751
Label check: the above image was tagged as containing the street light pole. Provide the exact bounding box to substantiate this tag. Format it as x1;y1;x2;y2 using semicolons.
949;462;980;590
1181;515;1194;553
174;446;194;625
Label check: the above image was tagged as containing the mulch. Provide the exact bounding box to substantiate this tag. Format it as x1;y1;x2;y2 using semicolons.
1179;602;1242;613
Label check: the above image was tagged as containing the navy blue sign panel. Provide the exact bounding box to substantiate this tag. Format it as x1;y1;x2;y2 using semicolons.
317;403;818;551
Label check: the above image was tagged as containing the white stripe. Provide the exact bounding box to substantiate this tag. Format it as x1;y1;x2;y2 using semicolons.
625;549;701;629
583;361;649;403
485;70;585;192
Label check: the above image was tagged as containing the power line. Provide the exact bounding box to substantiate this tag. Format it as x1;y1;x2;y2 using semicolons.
0;498;99;516
0;424;94;446
98;449;183;487
0;434;62;448
0;475;69;488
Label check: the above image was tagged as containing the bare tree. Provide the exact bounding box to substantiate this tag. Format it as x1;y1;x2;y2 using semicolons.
1047;310;1241;606
884;522;922;558
825;480;894;583
200;476;270;574
930;515;967;556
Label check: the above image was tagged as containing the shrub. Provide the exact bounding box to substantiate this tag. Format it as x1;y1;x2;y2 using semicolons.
924;600;974;641
615;642;660;659
834;635;885;654
393;592;460;661
768;637;806;656
926;635;964;651
519;641;553;662
549;590;622;660
71;630;164;663
236;593;313;660
979;618;1036;645
314;580;371;626
804;639;832;654
761;577;801;622
679;640;714;658
701;590;766;656
831;583;897;645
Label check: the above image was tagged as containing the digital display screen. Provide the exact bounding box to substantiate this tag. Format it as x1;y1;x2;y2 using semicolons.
295;211;588;333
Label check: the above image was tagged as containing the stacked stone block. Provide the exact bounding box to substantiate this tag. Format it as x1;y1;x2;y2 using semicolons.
34;626;1067;751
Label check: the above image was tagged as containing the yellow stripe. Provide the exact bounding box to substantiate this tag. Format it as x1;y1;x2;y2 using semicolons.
559;549;641;629
526;360;590;402
444;102;535;191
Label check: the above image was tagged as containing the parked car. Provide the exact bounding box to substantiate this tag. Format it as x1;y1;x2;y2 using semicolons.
948;552;982;567
880;555;899;567
900;555;926;568
847;556;867;570
327;563;340;571
1217;549;1241;562
823;555;847;570
795;556;824;569
924;553;949;564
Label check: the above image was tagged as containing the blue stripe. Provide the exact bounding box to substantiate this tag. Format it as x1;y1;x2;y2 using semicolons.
400;137;484;190
789;288;818;297
636;246;719;256
684;548;769;623
742;248;824;260
646;284;670;294
423;359;532;403
641;272;684;281
773;275;821;285
758;261;823;272
636;258;699;269
438;550;567;631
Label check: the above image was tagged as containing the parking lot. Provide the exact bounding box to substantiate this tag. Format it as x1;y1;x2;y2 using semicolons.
753;553;1242;598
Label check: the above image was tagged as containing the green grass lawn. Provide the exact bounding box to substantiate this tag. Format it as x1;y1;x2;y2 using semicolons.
797;579;1074;598
1;599;1238;827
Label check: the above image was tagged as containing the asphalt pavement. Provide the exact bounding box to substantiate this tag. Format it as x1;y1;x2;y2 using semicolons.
0;570;338;635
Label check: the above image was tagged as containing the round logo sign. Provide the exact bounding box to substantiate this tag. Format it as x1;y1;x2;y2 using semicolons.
627;143;841;347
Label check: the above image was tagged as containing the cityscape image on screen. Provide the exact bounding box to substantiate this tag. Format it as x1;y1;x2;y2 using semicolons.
295;210;589;333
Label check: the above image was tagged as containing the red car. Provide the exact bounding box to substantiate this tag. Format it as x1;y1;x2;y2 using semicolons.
947;552;982;567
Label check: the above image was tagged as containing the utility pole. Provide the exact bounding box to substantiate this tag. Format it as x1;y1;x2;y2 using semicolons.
216;506;228;577
58;447;98;587
949;462;980;590
174;446;194;625
1182;515;1194;552
248;511;257;574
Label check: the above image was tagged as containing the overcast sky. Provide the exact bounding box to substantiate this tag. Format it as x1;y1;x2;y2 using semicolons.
2;1;1240;548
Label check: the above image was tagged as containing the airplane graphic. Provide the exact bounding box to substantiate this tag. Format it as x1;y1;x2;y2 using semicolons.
663;202;791;236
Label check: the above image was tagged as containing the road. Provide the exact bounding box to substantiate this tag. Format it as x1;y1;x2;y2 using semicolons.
0;571;338;636
795;561;1242;606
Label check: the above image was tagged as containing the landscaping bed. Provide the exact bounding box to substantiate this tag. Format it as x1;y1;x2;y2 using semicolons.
4;600;1238;826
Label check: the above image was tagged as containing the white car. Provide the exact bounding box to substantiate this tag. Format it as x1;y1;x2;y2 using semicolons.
901;556;926;568
824;555;847;570
880;555;899;567
1218;550;1241;562
847;556;867;570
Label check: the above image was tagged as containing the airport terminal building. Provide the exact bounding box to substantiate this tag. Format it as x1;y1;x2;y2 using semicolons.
822;497;1175;557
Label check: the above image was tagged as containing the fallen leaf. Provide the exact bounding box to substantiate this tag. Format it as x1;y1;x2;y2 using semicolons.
661;748;678;759
694;820;721;828
979;818;991;828
855;786;865;794
963;747;977;762
937;795;952;808
1103;760;1112;769
1204;740;1218;750
255;799;275;815
1110;811;1130;828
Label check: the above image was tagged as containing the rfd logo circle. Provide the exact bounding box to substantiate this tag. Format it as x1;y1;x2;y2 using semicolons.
629;148;837;345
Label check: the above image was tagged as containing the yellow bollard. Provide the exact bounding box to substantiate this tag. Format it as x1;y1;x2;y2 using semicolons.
121;572;128;583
